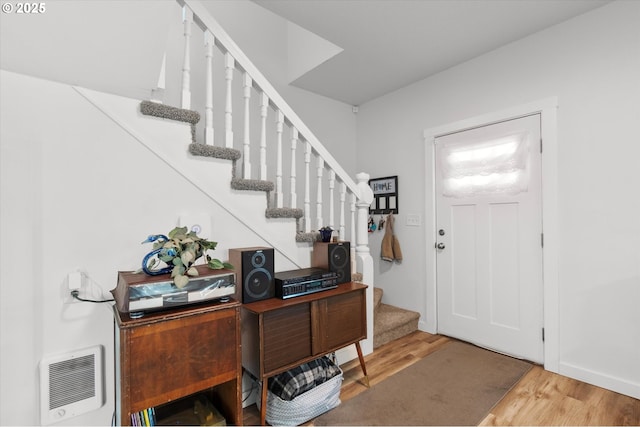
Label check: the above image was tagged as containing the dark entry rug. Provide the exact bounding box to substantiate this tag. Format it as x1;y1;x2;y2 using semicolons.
313;340;532;426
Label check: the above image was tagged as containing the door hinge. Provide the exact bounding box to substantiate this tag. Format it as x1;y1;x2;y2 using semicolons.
542;327;545;342
541;233;544;248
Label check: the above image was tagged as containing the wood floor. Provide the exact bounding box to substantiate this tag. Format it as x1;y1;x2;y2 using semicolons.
243;331;640;425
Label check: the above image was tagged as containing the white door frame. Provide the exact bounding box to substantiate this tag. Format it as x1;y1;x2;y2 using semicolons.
423;97;559;373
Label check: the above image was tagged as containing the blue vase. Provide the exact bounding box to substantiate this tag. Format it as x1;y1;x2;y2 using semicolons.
319;229;332;242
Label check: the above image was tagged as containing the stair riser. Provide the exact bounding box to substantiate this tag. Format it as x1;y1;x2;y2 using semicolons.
374;320;419;349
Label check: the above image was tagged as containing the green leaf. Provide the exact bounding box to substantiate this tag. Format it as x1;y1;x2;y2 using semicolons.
201;240;218;250
172;257;184;267
181;250;195;265
159;254;174;263
187;267;199;277
168;226;188;240
174;274;189;289
171;265;185;278
207;258;224;269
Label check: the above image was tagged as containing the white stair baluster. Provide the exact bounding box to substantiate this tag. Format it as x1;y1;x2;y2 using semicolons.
204;30;215;145
224;53;234;148
242;73;252;179
151;52;166;104
275;110;284;208
328;170;336;232
350;192;357;250
181;6;193;109
304;140;312;233
316;158;324;230
339;182;346;241
290;128;298;209
260;92;269;181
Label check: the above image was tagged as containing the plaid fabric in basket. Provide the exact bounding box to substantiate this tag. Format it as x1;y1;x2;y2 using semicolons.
268;356;341;401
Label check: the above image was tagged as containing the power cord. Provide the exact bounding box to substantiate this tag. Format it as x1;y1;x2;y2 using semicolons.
70;290;114;304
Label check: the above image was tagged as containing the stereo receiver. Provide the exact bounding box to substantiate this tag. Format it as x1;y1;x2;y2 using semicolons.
274;267;338;299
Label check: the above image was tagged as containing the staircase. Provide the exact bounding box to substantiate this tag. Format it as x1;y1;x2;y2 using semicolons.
374;287;420;348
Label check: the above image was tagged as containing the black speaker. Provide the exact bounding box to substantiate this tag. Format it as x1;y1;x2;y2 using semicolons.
312;241;351;284
228;247;275;303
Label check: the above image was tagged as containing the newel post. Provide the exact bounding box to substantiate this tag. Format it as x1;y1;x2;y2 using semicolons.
355;172;374;285
355;172;374;354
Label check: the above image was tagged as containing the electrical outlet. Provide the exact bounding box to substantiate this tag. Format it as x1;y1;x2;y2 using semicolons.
68;271;82;291
64;271;83;304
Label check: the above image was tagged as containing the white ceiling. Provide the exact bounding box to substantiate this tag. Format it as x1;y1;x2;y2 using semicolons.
0;1;174;101
253;0;611;105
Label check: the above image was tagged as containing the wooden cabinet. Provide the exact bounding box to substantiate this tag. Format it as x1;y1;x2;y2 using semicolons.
114;301;242;426
242;282;369;425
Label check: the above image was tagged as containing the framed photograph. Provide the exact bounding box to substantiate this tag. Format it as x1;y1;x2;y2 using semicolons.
369;175;398;214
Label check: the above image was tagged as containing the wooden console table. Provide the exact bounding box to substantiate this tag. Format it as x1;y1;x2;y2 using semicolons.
113;301;242;426
241;282;369;425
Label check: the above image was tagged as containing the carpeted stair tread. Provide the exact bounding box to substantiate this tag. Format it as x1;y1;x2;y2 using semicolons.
140;100;200;124
189;143;241;161
295;231;320;243
374;302;420;348
265;208;304;219
231;178;274;192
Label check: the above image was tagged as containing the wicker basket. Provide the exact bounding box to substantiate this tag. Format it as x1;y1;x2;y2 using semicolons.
258;367;343;426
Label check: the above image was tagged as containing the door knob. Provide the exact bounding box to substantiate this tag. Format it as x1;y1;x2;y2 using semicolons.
436;243;445;250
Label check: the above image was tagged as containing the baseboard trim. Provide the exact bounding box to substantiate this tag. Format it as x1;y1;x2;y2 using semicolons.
418;319;433;333
559;361;640;399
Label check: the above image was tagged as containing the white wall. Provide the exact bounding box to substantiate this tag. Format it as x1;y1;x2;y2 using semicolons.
356;0;640;398
0;70;303;425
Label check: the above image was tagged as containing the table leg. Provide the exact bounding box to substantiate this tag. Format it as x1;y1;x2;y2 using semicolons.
355;341;370;387
260;380;268;425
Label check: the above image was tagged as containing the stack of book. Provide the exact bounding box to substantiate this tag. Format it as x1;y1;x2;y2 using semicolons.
130;408;156;426
130;395;225;426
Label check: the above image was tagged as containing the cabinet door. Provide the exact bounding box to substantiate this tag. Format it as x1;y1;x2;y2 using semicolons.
125;308;238;412
322;291;366;351
262;303;312;374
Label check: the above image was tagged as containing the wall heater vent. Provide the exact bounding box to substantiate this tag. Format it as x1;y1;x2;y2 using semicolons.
40;345;103;425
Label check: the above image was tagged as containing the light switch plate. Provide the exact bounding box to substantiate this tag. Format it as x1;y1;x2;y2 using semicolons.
406;214;421;227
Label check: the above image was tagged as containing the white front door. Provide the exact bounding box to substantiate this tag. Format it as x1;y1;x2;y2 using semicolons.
435;114;543;363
